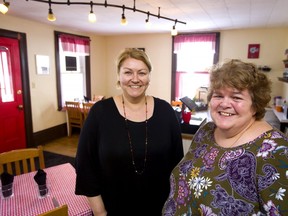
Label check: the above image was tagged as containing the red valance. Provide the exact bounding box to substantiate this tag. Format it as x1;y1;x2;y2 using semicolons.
59;34;90;54
174;33;217;52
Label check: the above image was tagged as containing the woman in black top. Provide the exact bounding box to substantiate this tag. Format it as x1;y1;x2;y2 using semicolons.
75;48;183;216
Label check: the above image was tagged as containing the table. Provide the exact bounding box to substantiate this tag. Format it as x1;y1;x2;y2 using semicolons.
272;108;288;133
180;111;209;154
0;163;92;216
180;111;209;135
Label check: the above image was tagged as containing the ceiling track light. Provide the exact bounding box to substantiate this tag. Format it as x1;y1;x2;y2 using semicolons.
5;0;186;32
171;19;178;36
145;11;151;28
121;5;127;26
47;0;56;21
0;0;9;14
133;0;136;12
88;1;96;23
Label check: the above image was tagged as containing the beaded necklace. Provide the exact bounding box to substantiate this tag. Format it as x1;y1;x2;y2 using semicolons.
122;95;148;175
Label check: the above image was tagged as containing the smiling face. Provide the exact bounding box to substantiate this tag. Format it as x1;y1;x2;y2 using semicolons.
118;57;150;99
209;87;256;131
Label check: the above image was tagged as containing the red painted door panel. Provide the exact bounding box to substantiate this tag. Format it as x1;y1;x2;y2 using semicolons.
0;37;26;153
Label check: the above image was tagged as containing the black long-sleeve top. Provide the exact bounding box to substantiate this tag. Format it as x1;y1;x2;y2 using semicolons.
75;97;183;216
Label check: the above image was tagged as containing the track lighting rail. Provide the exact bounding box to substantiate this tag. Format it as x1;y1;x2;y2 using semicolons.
29;0;186;25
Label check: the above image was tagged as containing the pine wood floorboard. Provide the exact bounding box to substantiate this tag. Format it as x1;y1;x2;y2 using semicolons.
43;133;79;157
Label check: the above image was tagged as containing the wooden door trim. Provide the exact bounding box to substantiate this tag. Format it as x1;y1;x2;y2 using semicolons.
0;28;34;147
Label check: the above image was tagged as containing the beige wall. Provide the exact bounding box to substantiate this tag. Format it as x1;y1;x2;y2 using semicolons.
104;34;172;101
220;28;288;104
1;15;288;133
1;15;107;132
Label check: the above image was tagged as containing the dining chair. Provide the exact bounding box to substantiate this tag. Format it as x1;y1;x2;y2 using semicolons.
65;101;83;136
0;145;45;175
38;204;68;216
82;102;94;122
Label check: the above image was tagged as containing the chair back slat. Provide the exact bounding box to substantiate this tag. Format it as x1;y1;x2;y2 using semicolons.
29;159;36;171
82;102;94;121
15;161;22;175
23;160;30;174
0;146;45;175
65;101;83;136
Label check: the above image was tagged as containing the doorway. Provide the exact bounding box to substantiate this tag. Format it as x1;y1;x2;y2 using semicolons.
0;29;33;152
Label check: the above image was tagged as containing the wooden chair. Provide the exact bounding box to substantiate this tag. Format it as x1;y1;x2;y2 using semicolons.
0;145;45;175
82;102;94;121
38;204;68;216
65;101;83;136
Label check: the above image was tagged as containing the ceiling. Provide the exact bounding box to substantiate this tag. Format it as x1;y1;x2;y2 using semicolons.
5;0;288;35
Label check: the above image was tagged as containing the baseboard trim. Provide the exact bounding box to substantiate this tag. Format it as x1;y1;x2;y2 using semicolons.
33;124;67;146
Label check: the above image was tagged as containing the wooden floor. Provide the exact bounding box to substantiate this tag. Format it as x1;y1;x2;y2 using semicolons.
43;133;79;157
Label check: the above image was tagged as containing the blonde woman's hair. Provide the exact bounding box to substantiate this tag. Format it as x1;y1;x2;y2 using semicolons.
115;48;152;88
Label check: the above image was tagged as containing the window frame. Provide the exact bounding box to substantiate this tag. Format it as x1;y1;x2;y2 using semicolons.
54;31;91;111
171;32;220;101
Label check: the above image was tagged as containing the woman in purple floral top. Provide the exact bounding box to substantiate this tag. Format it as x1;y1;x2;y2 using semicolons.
162;59;288;215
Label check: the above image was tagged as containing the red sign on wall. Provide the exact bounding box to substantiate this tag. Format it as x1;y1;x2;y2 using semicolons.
248;44;260;59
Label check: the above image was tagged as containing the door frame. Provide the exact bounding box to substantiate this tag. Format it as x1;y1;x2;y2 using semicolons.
0;28;34;147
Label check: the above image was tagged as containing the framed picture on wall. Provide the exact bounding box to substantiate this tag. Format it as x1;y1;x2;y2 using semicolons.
247;44;260;59
36;55;50;75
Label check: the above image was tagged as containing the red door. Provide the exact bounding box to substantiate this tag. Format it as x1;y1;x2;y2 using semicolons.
0;37;26;153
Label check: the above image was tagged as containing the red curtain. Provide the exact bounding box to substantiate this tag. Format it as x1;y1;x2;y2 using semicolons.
174;33;216;100
59;34;90;54
174;33;216;53
175;71;185;100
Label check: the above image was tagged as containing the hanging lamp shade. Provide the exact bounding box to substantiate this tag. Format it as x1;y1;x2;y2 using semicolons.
0;1;9;14
171;26;177;36
88;12;96;22
47;8;56;21
121;14;128;25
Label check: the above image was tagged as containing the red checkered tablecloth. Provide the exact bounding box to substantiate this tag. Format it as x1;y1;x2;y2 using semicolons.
0;163;92;216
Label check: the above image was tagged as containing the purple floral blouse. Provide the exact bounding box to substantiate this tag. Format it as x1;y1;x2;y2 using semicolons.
162;121;288;216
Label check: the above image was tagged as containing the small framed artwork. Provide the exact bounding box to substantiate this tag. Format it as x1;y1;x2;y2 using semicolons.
36;55;50;75
247;44;260;59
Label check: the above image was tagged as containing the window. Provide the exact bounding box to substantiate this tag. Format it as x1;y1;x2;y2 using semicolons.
65;56;78;72
171;33;220;102
0;46;14;102
54;31;91;110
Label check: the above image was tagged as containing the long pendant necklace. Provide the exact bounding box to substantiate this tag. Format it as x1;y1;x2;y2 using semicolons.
227;121;254;148
122;95;148;175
